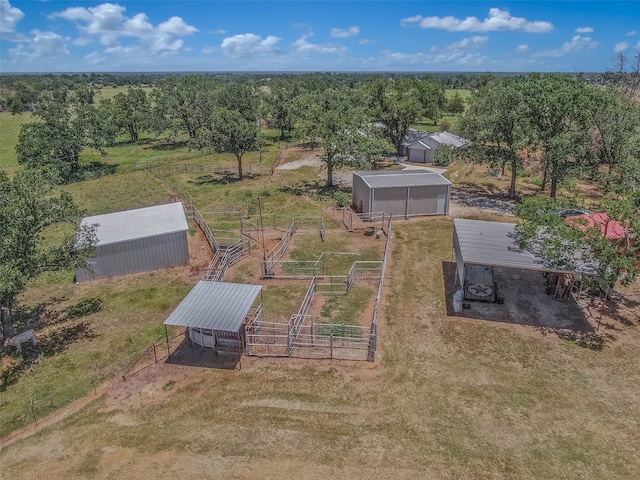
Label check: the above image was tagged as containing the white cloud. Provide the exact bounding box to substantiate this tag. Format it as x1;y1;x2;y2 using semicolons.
220;33;282;57
533;35;599;58
292;33;347;55
516;44;529;53
49;2;198;55
210;29;227;35
0;0;28;41
84;51;106;65
447;36;488;50
575;27;593;33
358;39;375;45
330;25;360;38
626;30;636;36
369;48;487;69
9;29;69;60
202;45;217;54
614;42;630;53
401;8;553;33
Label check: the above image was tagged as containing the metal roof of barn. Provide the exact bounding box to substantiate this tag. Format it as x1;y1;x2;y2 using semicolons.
429;131;469;148
164;281;262;332
354;170;451;188
80;202;188;246
453;218;596;275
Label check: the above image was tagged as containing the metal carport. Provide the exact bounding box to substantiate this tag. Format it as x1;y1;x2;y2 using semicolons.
453;218;597;299
164;281;263;354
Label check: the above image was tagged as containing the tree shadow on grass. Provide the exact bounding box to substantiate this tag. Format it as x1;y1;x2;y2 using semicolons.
145;139;189;151
188;173;256;186
278;181;350;201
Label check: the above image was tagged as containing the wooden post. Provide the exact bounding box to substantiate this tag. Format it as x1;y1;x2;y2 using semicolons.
330;333;333;360
153;343;158;364
29;399;38;426
165;325;171;359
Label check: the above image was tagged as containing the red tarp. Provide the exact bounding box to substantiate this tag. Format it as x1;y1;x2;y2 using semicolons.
566;213;628;240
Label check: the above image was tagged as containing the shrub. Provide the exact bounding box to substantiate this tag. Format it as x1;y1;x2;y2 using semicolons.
333;191;351;208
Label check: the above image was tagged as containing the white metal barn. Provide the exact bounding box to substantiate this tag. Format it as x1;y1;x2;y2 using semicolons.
352;170;451;217
407;131;469;163
164;281;263;354
75;202;189;282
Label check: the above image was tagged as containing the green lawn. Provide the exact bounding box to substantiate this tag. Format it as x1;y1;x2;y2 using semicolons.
0;111;30;173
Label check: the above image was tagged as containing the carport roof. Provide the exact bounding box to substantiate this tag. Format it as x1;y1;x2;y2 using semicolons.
354;170;451;188
164;281;262;332
453;218;596;275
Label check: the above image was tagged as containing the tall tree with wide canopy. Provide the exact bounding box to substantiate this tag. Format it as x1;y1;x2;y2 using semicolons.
16;93;116;183
367;78;423;156
0;169;97;339
205;108;259;180
264;78;300;139
105;86;152;142
520;74;591;198
292;87;370;186
459;77;526;198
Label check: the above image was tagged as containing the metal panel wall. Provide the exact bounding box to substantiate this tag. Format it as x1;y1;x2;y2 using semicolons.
352;174;370;213
76;230;189;282
372;186;408;217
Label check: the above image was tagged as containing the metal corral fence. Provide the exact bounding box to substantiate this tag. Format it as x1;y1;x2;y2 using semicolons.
245;318;371;361
245;250;387;361
333;207;390;233
121;330;187;380
368;216;392;362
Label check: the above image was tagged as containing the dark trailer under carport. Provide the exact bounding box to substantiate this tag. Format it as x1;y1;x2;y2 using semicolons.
352;170;451;218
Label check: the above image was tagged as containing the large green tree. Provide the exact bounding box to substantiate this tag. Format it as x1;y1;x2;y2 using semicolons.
105;86;152;142
203;108;259;180
459;77;526;198
367;78;423;156
16;93;116;182
516;196;640;288
520;74;591;198
292;87;370;186
0;169;97;339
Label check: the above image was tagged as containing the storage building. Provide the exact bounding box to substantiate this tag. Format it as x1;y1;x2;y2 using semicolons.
352;170;451;217
407;131;468;163
75;202;189;282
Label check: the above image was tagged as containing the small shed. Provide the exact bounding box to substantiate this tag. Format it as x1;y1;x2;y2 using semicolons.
75;202;189;282
407;131;468;163
352;170;451;217
164;281;263;354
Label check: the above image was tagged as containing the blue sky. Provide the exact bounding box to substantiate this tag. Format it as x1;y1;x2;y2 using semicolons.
1;1;638;72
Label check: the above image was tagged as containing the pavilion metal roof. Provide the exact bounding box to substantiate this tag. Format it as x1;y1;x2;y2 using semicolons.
164;281;262;332
354;170;451;189
81;202;188;247
453;218;596;275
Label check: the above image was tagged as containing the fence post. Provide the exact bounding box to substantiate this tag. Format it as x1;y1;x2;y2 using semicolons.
330;333;333;360
153;343;158;364
29;399;38;426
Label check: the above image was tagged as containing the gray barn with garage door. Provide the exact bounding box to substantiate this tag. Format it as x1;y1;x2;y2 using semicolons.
75;202;189;282
352;170;451;217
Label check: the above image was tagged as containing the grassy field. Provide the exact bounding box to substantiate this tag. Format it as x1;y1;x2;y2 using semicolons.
0;111;30;173
2;90;640;478
2;217;639;479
